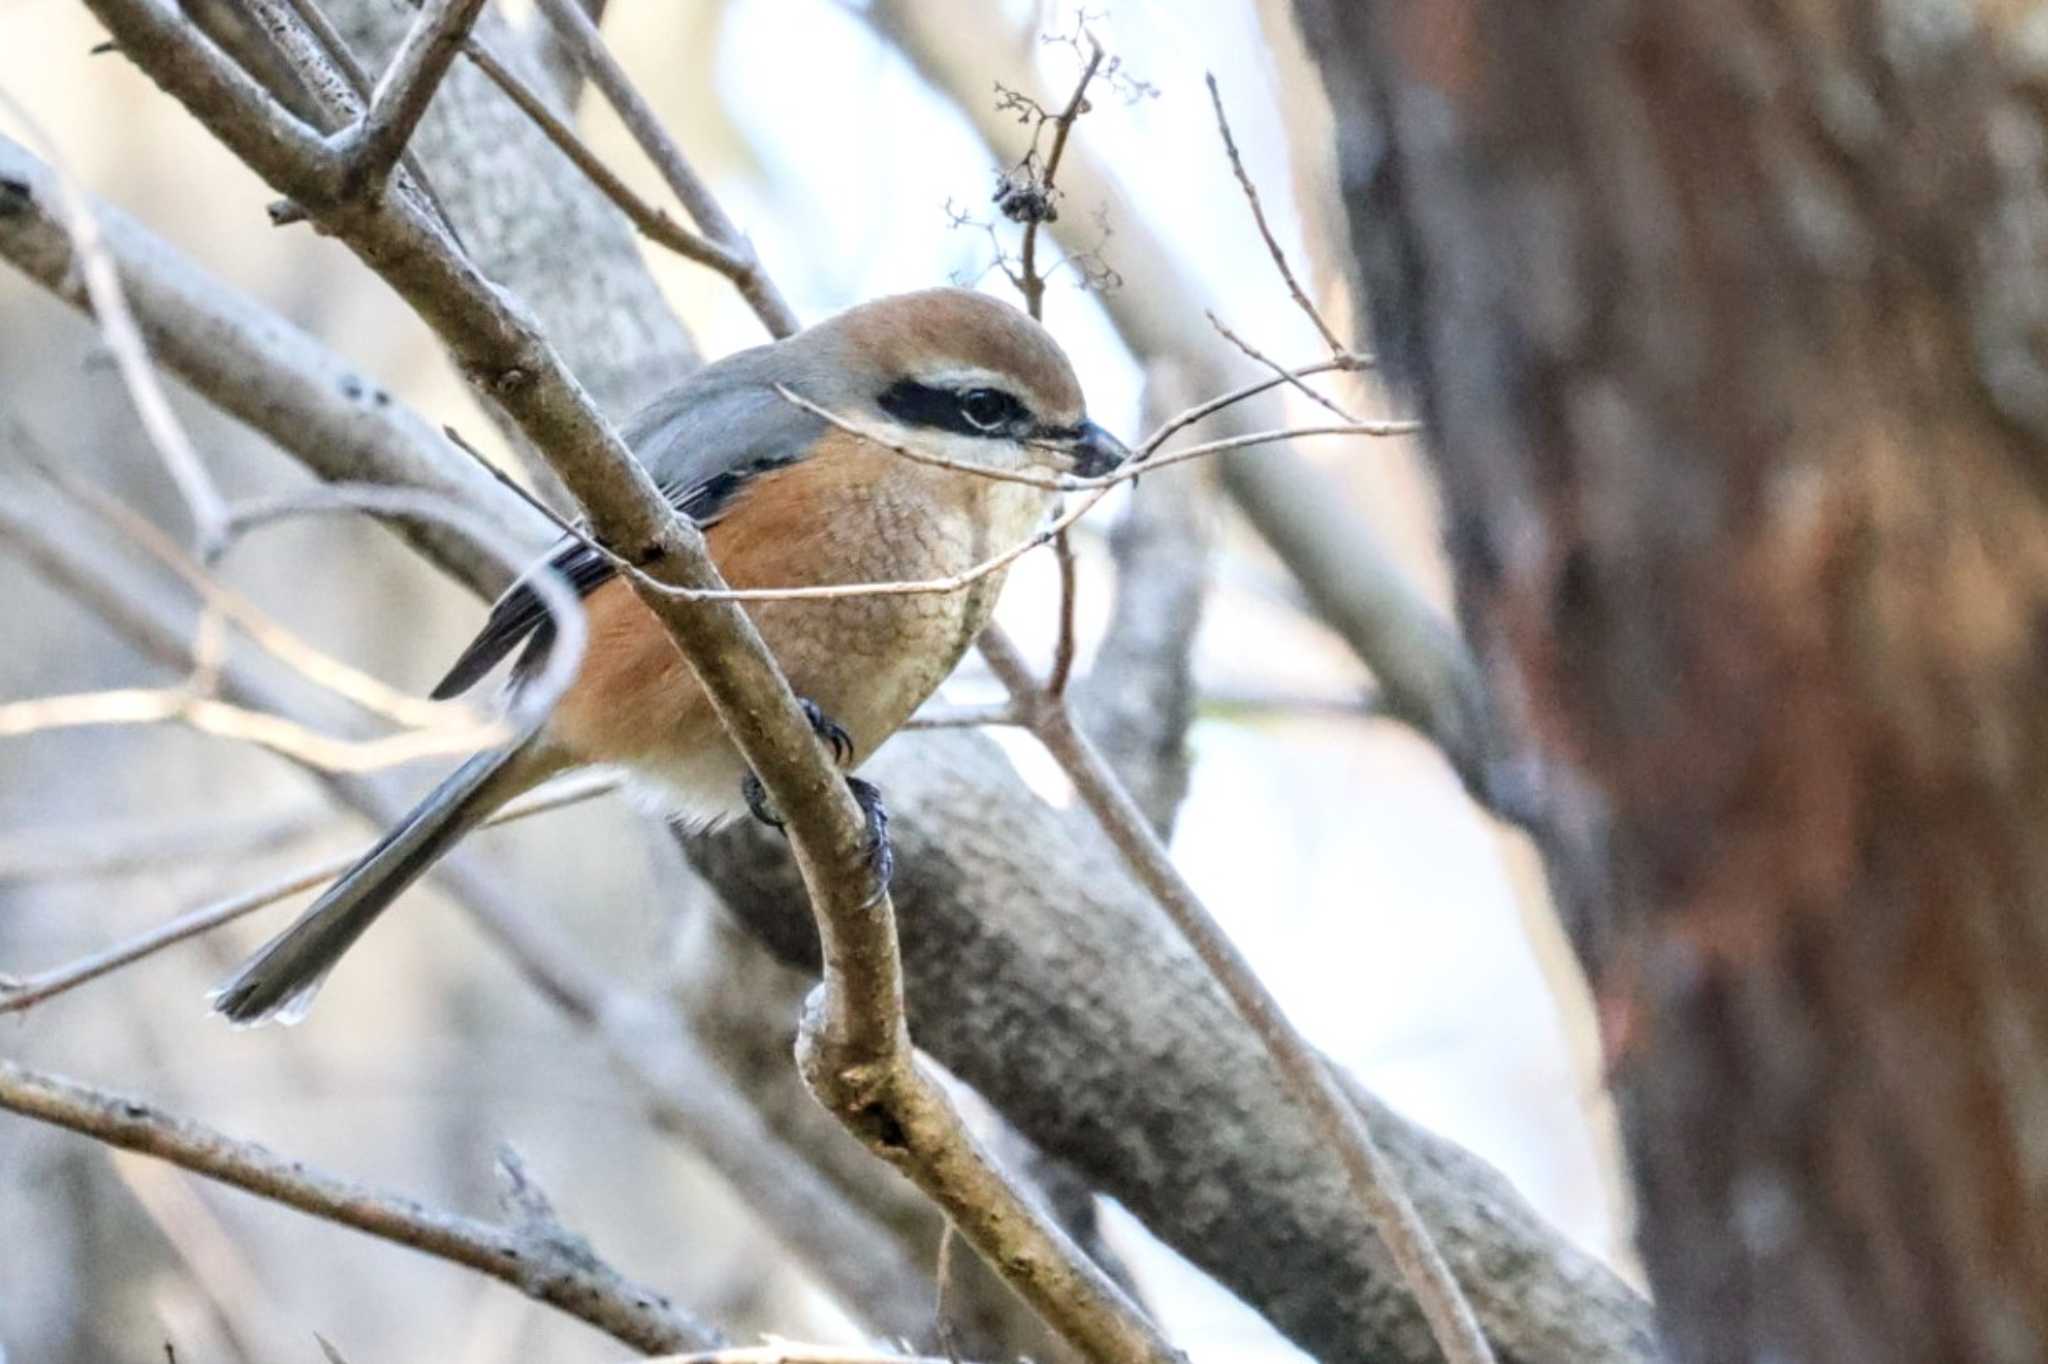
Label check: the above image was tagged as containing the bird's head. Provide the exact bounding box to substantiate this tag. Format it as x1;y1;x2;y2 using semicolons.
793;287;1129;481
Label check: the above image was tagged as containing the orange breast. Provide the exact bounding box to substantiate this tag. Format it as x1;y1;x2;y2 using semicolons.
544;431;1052;784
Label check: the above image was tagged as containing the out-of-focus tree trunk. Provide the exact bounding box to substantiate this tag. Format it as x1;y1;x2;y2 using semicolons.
1294;1;2048;1361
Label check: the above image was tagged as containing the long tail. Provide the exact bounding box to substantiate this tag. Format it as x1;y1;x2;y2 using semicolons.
210;745;545;1027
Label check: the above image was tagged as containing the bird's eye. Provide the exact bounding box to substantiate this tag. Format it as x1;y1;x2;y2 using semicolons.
957;387;1020;433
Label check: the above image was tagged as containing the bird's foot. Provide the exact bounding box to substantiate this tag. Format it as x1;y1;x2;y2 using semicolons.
800;698;855;766
738;772;893;904
847;775;894;904
742;771;782;831
741;699;857;831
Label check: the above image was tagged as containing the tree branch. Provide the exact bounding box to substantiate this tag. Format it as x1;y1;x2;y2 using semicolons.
1071;361;1213;835
525;0;798;338
979;629;1497;1364
329;0;485;199
0;1059;719;1356
0;131;534;594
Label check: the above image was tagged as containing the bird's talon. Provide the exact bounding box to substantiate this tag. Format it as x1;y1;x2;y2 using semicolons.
799;698;856;767
847;776;894;904
742;771;784;831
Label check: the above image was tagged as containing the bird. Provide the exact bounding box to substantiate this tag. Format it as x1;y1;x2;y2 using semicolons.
210;287;1128;1026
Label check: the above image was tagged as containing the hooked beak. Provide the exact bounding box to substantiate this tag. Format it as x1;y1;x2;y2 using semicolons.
1065;419;1130;480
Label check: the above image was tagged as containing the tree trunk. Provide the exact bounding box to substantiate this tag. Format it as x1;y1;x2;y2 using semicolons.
1295;1;2048;1360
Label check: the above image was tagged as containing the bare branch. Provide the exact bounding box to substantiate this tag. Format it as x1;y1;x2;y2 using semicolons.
1073;361;1215;834
978;628;1499;1364
1046;528;1080;696
0;773;616;1014
775;380;1415;495
0;132;539;595
1207;309;1360;424
0;686;501;770
272;0;465;240
0;1059;720;1355
452;30;756;277
524;0;799;338
330;0;487;199
1204;72;1348;360
902;703;1024;731
1015;36;1104;321
12;435;476;730
0;804;321;884
0;92;231;558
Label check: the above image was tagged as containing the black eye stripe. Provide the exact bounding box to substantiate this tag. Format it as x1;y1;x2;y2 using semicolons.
878;380;1030;439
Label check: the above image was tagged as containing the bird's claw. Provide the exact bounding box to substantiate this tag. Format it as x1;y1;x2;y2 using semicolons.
741;699;854;830
738;773;893;904
742;771;783;831
847;776;894;904
739;702;886;898
800;698;855;766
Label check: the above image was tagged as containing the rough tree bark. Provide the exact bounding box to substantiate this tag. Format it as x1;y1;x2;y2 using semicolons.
1295;1;2048;1361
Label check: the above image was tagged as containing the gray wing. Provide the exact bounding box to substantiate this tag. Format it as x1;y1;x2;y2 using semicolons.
429;354;826;700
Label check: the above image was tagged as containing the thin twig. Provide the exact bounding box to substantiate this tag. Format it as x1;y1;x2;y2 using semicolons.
220;483;587;738
1141;355;1372;451
13;433;476;730
525;0;799;337
0;772;618;1014
776;382;1415;493
1016;37;1103;321
331;0;487;199
978;627;1499;1364
0;476;583;769
0;804;322;883
933;1220;963;1362
454;32;752;276
1014;37;1103;710
0;90;230;558
275;0;464;243
0;1060;719;1355
1047;527;1080;696
443;422;583;539
1207;311;1359;425
0;686;504;770
902;702;1024;731
1204;72;1349;360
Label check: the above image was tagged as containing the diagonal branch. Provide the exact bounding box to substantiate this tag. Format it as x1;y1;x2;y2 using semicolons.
329;0;486;198
525;0;798;338
0;130;534;594
0;1059;719;1356
450;30;750;276
979;628;1498;1364
0;93;232;560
